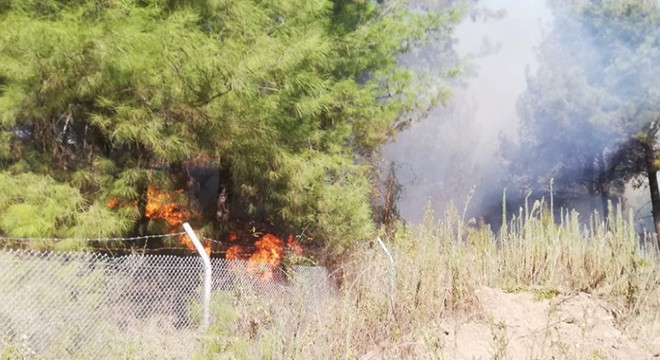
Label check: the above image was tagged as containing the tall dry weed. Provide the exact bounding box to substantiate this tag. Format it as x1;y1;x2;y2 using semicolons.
199;199;660;359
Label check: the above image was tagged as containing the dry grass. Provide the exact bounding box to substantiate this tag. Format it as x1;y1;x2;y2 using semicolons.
197;199;660;359
7;198;652;359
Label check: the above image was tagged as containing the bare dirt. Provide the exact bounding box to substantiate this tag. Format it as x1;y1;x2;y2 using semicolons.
362;286;660;359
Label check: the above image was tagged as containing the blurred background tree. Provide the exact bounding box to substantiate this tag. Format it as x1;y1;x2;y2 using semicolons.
506;0;660;243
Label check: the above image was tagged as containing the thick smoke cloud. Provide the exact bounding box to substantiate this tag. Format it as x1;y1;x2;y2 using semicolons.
385;0;552;223
388;0;659;233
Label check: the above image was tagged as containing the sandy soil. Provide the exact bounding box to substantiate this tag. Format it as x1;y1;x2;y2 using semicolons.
362;287;660;360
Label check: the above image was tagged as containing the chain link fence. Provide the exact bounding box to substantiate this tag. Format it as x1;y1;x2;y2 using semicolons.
0;244;333;358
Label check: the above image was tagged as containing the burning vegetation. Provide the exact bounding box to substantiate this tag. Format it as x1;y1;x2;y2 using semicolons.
226;233;304;280
145;187;189;228
107;183;305;271
144;186;212;255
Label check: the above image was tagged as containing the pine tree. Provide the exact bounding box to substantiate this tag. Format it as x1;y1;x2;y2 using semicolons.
0;0;467;253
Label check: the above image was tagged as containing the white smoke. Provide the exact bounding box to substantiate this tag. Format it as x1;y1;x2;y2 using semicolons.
385;0;552;223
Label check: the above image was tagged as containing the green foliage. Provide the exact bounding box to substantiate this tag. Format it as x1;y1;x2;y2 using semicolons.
0;0;466;251
0;172;132;242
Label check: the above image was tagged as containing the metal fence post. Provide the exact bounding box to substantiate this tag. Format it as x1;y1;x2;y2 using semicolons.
183;223;211;330
376;237;396;318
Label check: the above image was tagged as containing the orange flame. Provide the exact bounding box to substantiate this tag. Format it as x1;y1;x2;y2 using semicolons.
225;233;305;281
145;186;211;255
145;187;188;227
250;234;284;264
226;245;244;259
246;234;283;281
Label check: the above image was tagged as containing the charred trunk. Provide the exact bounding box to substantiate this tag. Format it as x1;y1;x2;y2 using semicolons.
170;162;187;189
584;155;598;212
642;141;660;246
133;183;149;237
597;152;609;219
381;163;401;231
170;161;198;208
214;162;233;224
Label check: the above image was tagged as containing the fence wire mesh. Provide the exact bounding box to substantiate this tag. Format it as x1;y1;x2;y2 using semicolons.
0;247;333;358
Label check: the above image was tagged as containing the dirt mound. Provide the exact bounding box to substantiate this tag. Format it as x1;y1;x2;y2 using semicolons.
462;287;652;359
362;287;660;359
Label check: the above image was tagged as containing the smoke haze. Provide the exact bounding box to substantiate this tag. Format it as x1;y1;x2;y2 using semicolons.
385;0;552;223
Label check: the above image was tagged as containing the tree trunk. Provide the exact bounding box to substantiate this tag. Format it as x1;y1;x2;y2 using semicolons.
597;152;609;219
642;142;660;247
584;156;598;213
214;162;233;224
170;161;197;208
133;183;149;237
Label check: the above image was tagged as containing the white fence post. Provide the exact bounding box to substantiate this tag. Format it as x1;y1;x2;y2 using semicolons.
376;236;396;317
183;223;212;330
376;237;394;265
